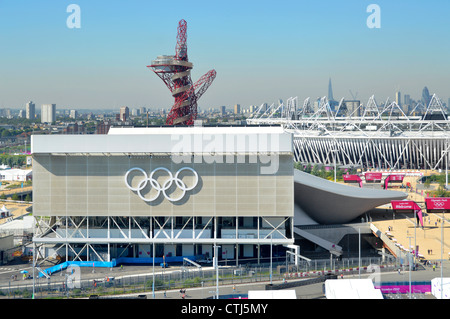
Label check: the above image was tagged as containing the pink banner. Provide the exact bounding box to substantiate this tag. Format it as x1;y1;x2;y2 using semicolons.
364;172;382;181
391;200;415;210
391;200;423;227
384;174;404;189
343;174;362;187
425;198;450;211
387;174;404;182
343;174;361;182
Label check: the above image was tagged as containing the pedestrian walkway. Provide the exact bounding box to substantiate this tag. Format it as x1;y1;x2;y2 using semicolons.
366;172;449;262
373;216;449;262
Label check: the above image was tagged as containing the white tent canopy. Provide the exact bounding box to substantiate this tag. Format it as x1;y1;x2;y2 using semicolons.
431;278;450;299
0;216;34;235
325;279;383;299
248;290;296;299
0;205;10;218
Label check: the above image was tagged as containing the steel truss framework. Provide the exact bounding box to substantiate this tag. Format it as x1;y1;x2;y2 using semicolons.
32;215;293;265
148;19;216;126
248;94;450;170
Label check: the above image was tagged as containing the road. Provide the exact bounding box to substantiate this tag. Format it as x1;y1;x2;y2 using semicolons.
1;257;449;299
131;260;450;299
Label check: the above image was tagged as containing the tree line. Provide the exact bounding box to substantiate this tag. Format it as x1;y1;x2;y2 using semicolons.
0;154;27;168
294;162;357;181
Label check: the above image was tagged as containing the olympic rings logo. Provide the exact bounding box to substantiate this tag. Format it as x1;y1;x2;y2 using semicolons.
124;167;198;202
434;201;445;208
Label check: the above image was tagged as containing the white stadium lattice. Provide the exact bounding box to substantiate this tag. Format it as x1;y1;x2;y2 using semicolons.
247;94;450;170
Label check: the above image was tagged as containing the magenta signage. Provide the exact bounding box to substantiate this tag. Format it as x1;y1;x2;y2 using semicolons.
342;174;362;187
343;174;361;182
375;284;431;294
425;198;450;211
391;200;415;210
365;172;382;181
388;174;404;182
391;200;423;227
384;174;404;189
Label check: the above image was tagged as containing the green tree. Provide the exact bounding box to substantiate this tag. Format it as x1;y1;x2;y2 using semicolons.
311;164;320;176
304;163;312;173
294;162;303;171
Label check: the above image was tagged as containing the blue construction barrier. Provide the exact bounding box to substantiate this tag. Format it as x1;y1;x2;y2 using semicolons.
39;256;197;278
39;260;116;278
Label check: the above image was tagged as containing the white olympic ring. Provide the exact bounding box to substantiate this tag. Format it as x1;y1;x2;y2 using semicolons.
124;167;198;202
434;201;445;208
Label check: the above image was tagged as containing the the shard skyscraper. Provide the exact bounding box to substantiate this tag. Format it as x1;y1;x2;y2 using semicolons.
328;78;334;101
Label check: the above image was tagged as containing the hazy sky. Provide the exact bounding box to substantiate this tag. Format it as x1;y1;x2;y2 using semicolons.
0;0;449;110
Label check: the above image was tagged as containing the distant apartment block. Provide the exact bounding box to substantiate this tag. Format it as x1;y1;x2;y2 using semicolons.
41;104;56;123
120;106;129;121
96;121;111;134
26;101;35;120
69;110;78;119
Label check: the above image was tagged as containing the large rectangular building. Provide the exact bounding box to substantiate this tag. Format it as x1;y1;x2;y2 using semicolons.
31;126;294;263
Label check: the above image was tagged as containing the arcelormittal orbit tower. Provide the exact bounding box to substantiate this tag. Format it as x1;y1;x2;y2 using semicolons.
148;20;216;125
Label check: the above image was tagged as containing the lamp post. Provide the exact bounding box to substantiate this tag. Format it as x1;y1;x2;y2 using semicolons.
358;227;361;279
270;235;273;285
407;236;413;299
441;210;444;299
32;242;35;299
214;244;221;299
445;139;449;189
331;149;338;183
414;210;417;265
152;241;155;299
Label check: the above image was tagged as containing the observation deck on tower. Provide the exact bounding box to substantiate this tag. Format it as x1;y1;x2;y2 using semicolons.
148;20;216;126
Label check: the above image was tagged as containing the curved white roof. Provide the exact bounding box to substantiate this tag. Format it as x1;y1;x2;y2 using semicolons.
294;170;407;224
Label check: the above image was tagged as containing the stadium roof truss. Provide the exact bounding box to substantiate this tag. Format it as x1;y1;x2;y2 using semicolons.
247;94;450;170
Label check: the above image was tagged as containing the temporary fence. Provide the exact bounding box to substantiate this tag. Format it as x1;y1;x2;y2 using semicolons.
0;263;286;299
0;256;393;299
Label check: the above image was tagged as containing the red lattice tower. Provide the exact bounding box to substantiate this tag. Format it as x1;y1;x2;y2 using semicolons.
148;20;216;125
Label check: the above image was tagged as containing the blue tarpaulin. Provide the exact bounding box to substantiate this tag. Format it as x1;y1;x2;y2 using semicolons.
39;256;197;277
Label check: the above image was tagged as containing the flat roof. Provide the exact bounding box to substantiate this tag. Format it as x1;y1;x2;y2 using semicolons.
31;126;293;155
108;125;286;135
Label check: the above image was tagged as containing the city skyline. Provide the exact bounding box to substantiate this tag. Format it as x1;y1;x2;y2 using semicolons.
1;1;450;110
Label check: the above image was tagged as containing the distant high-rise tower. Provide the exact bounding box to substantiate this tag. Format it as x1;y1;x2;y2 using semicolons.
395;91;401;106
422;87;431;107
404;94;411;106
70;110;78;119
328;78;334;101
120;106;129;121
26;101;35;120
234;104;241;114
41;104;56;123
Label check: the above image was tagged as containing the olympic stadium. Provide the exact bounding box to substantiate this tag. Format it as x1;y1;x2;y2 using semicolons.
247;94;450;171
